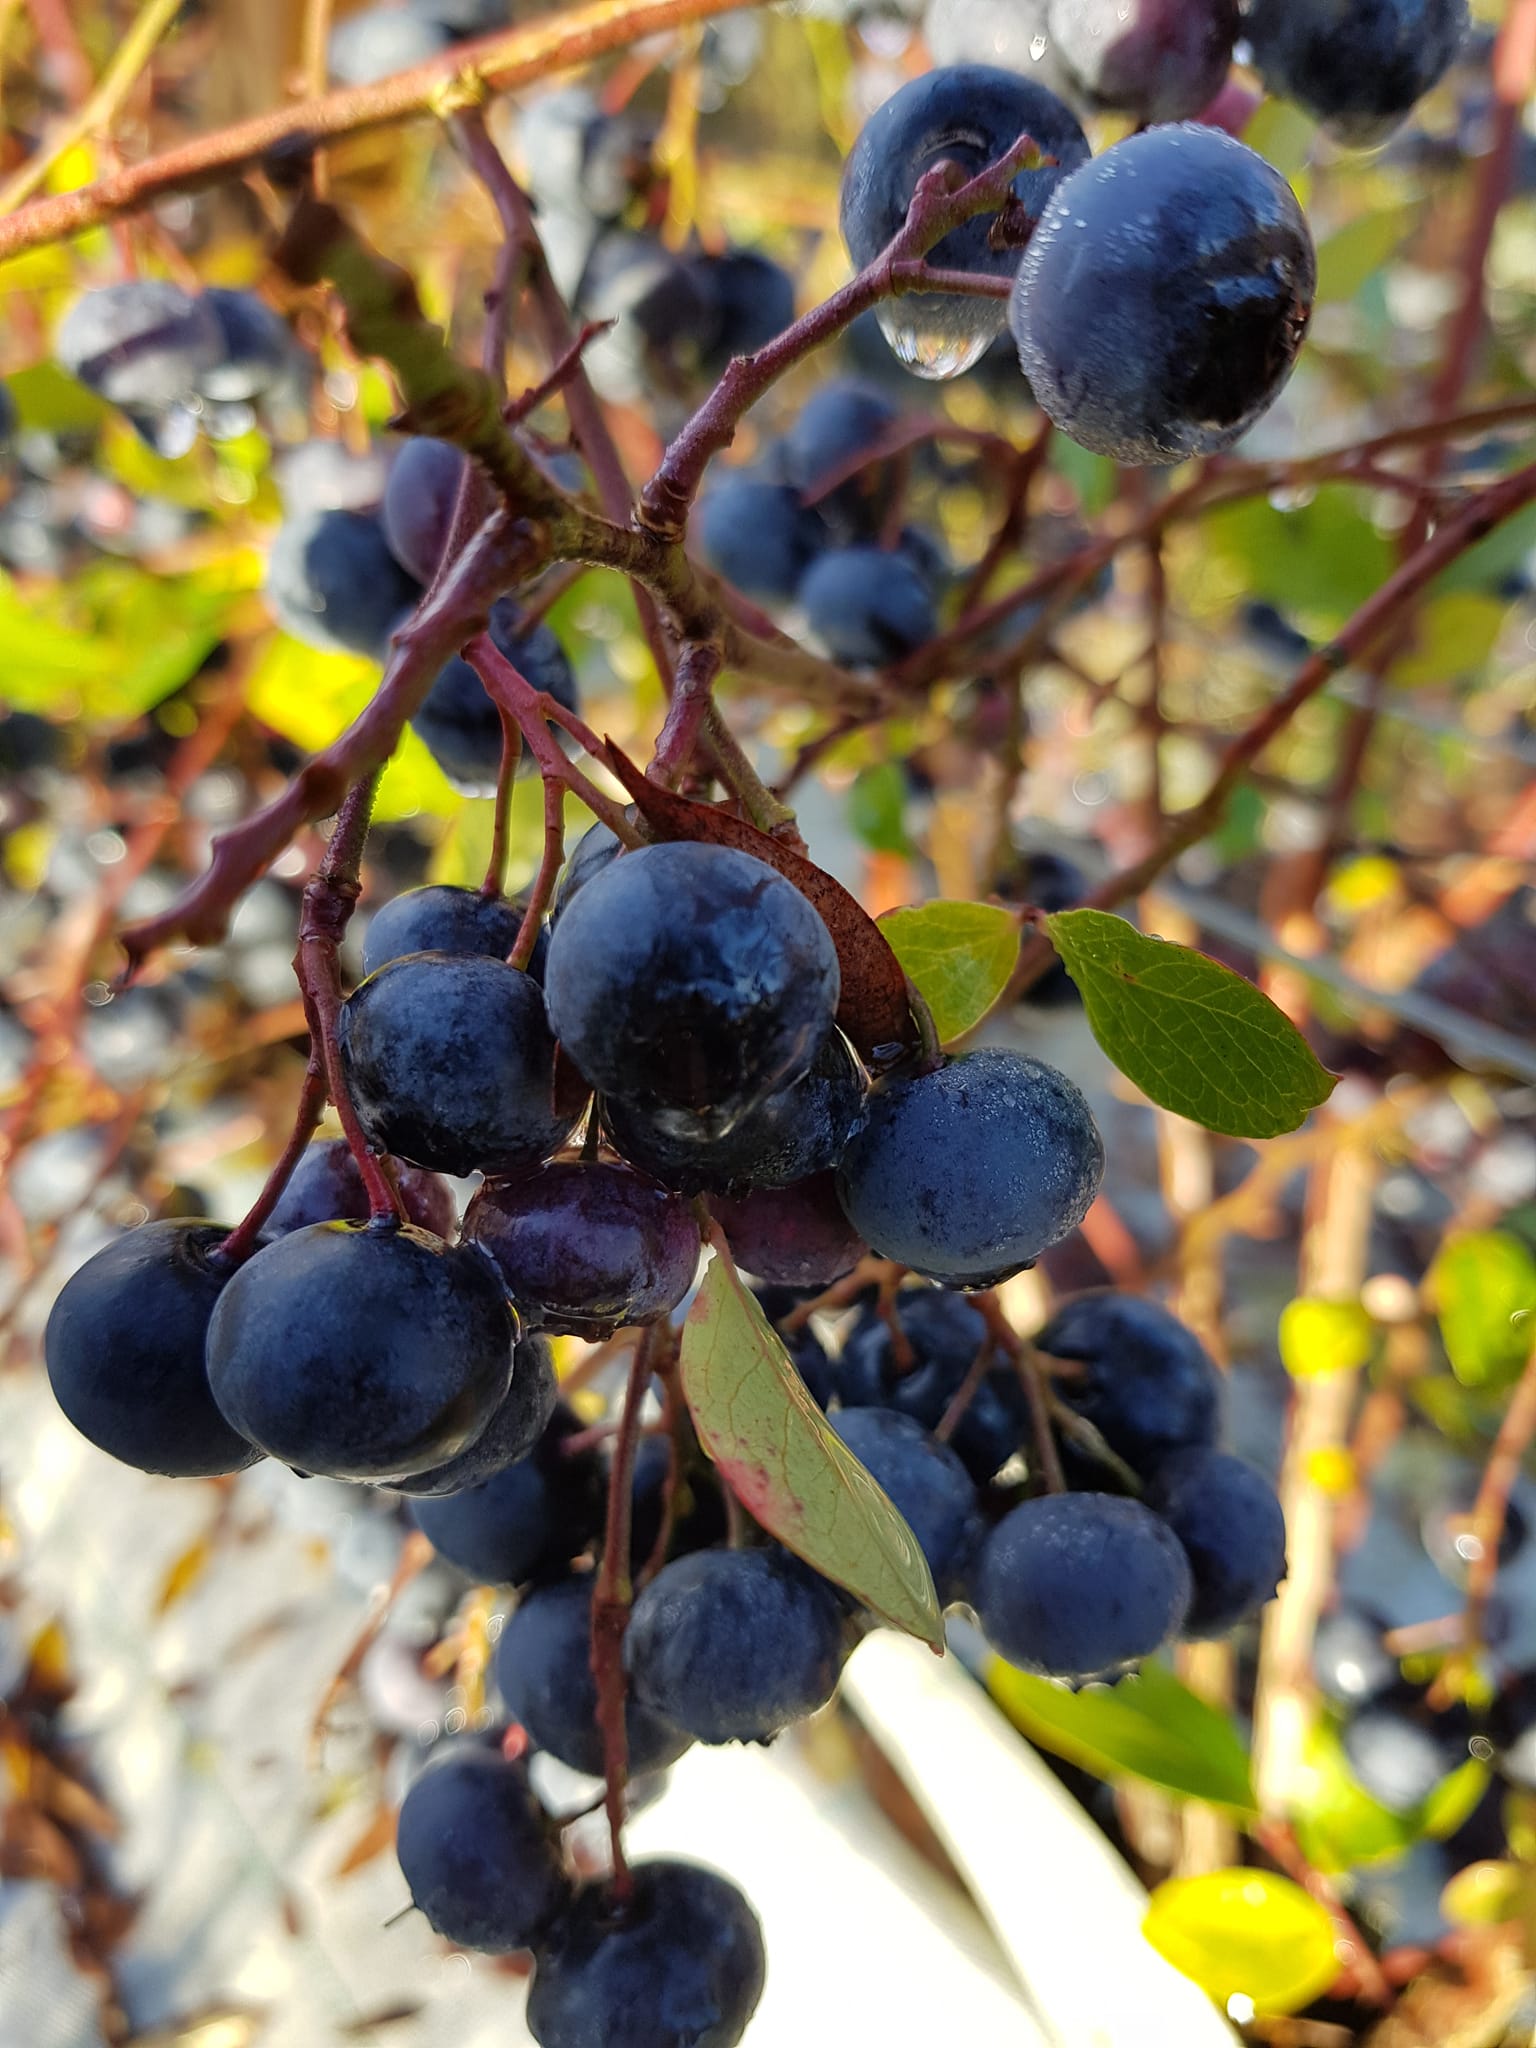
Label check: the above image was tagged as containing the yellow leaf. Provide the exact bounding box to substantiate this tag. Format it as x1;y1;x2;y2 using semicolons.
1278;1297;1376;1379
1142;1869;1339;2015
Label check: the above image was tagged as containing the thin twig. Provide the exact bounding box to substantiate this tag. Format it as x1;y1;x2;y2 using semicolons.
590;1328;656;1901
511;772;565;972
481;710;523;898
216;1056;327;1266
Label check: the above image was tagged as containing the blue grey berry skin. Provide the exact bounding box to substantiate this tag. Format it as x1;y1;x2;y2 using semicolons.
395;1748;570;1954
55;282;222;409
797;546;937;666
1010;125;1315;467
1245;0;1468;150
411;601;579;796
1146;1448;1287;1639
831;1408;982;1602
360;884;547;981
835;1048;1104;1289
527;1859;765;2048
835;1288;1029;1482
381;435;467;582
44;1220;259;1478
839;66;1089;379
195;289;295;403
393;1337;560;1498
408;1405;605;1575
1034;1290;1221;1477
544;842;841;1141
970;1491;1193;1680
695;474;827;604
625;1549;847;1744
206;1221;516;1482
339;952;583;1178
495;1576;691;1779
264;506;421;659
1047;0;1238;125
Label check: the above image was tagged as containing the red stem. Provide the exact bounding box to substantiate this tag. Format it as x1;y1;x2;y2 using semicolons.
650;643;724;788
590;1328;655;1901
468;635;643;844
512;773;565;972
482;710;524;899
217;1056;327;1266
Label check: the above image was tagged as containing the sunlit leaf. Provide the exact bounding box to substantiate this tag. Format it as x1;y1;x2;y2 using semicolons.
1441;1860;1522;1928
1204;486;1394;625
1429;1232;1536;1390
1045;910;1336;1138
680;1247;942;1646
989;1658;1258;1816
877;900;1020;1046
1142;1870;1339;2015
1278;1297;1377;1379
1392;592;1506;689
1315;207;1417;302
848;762;912;856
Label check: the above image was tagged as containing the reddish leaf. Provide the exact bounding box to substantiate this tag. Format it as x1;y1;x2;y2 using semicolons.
602;749;917;1059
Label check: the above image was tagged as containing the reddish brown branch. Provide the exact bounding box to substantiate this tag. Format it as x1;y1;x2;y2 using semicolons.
512;774;566;972
590;1328;657;1900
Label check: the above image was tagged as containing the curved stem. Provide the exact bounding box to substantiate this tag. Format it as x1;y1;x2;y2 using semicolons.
590;1327;656;1902
511;772;565;972
482;710;523;899
216;1055;327;1266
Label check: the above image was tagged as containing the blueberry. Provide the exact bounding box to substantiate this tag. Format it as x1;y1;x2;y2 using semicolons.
1047;0;1239;125
395;1337;560;1497
43;1220;258;1477
835;1286;1030;1480
381;435;468;583
464;1163;700;1339
328;3;449;84
361;883;547;980
194;289;296;403
970;1492;1193;1680
836;1048;1104;1288
206;1221;516;1481
339;952;583;1177
55;282;221;410
396;1747;570;1953
625;1549;846;1743
831;1409;982;1601
527;1859;765;2048
411;601;578;795
262;1137;456;1241
519;87;655;226
779;379;900;540
1313;1606;1398;1711
1011;125;1316;466
1034;1291;1222;1476
1245;0;1469;149
839;66;1089;379
604;1031;866;1195
551;819;624;925
713;1173;869;1291
694;473;828;605
264;506;422;659
544;842;840;1139
1146;1448;1287;1638
1342;1689;1474;1812
408;1405;605;1575
797;545;938;666
627;1437;730;1569
687;249;798;377
576;232;717;404
494;1576;691;1778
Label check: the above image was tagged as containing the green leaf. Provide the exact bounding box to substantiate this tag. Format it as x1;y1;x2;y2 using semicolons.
1044;910;1337;1139
679;1248;943;1646
1392;592;1506;688
878;900;1020;1046
988;1658;1258;1817
1205;486;1394;626
1142;1870;1339;2016
848;762;912;856
1430;1232;1536;1390
1315;207;1417;302
1278;1298;1377;1380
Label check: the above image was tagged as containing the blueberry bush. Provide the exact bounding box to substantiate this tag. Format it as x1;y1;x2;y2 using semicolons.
4;1;1536;2041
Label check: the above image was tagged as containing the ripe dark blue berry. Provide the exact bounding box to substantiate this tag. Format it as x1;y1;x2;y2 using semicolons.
382;435;468;583
1342;1691;1473;1813
626;1549;846;1744
56;282;221;409
396;1747;570;1953
552;818;624;924
262;1138;456;1241
264;507;421;659
494;1575;691;1778
1146;1448;1287;1638
797;545;937;666
1034;1291;1222;1476
464;1163;700;1339
1047;0;1238;124
1011;126;1316;466
206;1221;516;1481
836;1048;1104;1288
831;1408;981;1601
778;378;899;540
194;288;295;404
604;1031;865;1195
688;248;797;376
713;1172;869;1290
1313;1606;1398;1710
360;883;546;980
545;842;840;1139
527;1859;765;2048
835;1286;1029;1481
339;952;583;1177
695;474;827;604
411;602;578;796
1245;0;1468;149
394;1337;560;1498
970;1491;1193;1680
44;1220;258;1478
408;1406;605;1578
840;67;1089;379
